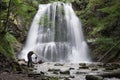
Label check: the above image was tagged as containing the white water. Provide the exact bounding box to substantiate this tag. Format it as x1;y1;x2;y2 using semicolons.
18;2;91;62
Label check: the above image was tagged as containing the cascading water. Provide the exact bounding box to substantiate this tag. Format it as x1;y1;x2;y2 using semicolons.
18;2;91;62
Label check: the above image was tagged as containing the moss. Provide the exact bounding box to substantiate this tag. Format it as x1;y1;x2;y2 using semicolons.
0;32;16;59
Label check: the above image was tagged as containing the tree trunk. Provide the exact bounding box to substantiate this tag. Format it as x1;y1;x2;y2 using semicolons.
97;70;120;78
86;70;120;80
3;0;12;32
0;0;2;29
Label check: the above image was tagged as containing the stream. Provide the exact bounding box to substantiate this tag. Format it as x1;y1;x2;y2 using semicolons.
33;62;120;80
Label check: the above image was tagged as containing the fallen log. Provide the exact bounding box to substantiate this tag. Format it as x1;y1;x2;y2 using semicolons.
86;70;120;80
98;41;120;62
97;70;120;78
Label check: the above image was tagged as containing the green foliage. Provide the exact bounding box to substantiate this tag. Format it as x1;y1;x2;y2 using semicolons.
50;0;72;3
96;37;117;48
77;0;120;37
36;0;74;4
11;0;36;20
0;32;15;59
75;0;120;60
6;32;18;43
87;0;104;10
0;0;36;32
39;14;53;27
0;0;37;59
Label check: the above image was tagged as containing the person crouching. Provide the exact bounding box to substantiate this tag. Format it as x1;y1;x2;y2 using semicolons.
27;51;35;67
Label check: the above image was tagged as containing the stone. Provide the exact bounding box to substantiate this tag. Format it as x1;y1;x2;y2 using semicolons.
86;75;103;80
53;71;59;74
79;66;89;69
64;77;70;80
76;71;86;74
79;63;86;66
17;59;27;66
60;70;70;74
69;67;75;70
91;68;98;71
48;68;60;72
40;71;44;75
79;63;89;69
54;63;64;66
69;75;75;78
38;60;44;64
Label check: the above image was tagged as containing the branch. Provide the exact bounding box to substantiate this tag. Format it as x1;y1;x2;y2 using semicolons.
98;41;120;62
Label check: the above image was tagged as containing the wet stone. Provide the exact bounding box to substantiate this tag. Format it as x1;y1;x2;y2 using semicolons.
91;68;98;71
69;67;75;70
76;71;86;74
53;71;59;74
86;75;103;80
79;66;89;69
79;63;86;66
60;70;70;75
64;77;70;80
54;63;64;66
69;75;75;78
48;68;60;72
40;71;44;74
79;63;89;69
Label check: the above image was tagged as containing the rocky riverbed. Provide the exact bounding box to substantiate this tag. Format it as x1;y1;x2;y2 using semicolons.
33;62;120;80
0;52;120;80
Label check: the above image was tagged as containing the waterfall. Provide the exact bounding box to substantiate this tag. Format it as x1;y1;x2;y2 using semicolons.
18;2;91;63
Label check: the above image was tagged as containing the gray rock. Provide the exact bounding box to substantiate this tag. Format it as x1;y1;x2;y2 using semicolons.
54;63;64;66
48;68;60;72
69;75;75;78
86;75;103;80
60;70;70;74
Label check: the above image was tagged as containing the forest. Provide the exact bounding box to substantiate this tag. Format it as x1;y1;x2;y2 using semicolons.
0;0;120;80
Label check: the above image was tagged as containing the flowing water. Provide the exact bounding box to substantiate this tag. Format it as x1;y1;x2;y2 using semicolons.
18;2;91;62
33;62;120;80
